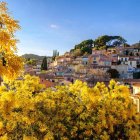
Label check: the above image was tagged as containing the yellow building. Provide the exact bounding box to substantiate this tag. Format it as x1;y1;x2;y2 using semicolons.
131;83;140;112
133;83;140;94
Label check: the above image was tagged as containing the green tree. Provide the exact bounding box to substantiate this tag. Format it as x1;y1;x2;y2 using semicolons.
41;57;48;70
133;72;140;79
107;68;119;78
125;50;129;55
26;59;37;66
94;35;127;50
73;49;82;57
71;39;93;56
129;52;133;56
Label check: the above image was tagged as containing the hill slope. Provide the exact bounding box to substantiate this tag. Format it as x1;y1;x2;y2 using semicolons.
22;54;51;60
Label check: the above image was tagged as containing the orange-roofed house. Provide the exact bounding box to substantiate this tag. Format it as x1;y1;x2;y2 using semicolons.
40;78;55;88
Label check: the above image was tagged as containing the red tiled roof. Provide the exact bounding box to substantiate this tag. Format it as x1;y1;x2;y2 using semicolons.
40;79;55;88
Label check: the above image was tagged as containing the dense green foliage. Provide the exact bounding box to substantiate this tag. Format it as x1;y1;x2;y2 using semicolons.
69;36;128;57
70;39;93;56
41;57;48;70
26;58;37;66
107;69;119;78
93;35;127;50
133;72;140;79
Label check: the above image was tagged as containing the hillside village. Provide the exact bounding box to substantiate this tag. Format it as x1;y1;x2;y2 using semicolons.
24;41;140;84
22;39;140;112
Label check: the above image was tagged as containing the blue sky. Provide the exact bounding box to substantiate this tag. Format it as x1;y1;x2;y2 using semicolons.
4;0;140;56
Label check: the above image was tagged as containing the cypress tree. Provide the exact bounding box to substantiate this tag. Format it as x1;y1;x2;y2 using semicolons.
41;57;48;70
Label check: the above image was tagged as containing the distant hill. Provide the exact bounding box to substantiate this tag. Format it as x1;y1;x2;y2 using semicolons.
131;42;140;48
22;54;51;60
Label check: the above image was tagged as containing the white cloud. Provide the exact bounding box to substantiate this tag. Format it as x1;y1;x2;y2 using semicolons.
50;24;59;29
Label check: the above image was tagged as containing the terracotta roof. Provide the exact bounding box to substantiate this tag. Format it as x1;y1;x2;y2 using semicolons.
40;79;55;88
121;79;140;83
133;83;140;87
38;74;55;79
99;58;111;62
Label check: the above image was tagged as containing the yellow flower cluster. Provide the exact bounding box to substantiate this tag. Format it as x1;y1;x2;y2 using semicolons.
0;76;139;140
